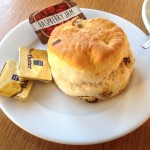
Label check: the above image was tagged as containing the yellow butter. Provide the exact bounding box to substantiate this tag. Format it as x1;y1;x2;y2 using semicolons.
13;79;33;101
19;47;52;82
0;60;33;101
0;60;22;97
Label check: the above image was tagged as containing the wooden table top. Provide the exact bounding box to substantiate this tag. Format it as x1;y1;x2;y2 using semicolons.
0;0;150;149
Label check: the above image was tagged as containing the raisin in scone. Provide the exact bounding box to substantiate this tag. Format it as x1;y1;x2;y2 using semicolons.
47;18;134;102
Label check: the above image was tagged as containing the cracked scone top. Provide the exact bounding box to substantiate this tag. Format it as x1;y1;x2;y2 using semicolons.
47;18;134;102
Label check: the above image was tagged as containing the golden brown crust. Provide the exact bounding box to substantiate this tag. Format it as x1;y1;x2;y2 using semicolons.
48;18;127;75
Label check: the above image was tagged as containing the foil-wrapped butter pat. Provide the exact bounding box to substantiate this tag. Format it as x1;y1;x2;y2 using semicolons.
19;47;52;82
0;60;33;101
0;60;22;97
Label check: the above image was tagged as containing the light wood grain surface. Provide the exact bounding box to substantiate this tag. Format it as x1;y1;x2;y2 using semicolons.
0;0;150;150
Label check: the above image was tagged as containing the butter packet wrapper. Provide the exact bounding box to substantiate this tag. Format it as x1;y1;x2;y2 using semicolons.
0;60;33;101
29;0;86;44
13;78;33;101
19;47;52;82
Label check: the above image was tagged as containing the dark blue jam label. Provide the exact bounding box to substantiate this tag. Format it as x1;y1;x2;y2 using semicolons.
11;74;19;81
33;60;43;66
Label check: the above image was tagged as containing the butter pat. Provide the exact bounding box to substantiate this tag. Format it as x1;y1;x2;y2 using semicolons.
0;60;33;101
19;47;52;82
0;60;22;97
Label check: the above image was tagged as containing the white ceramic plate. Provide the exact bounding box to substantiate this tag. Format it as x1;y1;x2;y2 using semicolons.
142;0;150;33
0;9;150;145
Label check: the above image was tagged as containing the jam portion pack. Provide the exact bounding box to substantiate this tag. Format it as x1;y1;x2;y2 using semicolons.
29;0;86;44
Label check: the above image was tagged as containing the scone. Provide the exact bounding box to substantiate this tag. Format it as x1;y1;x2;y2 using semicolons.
47;18;134;102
